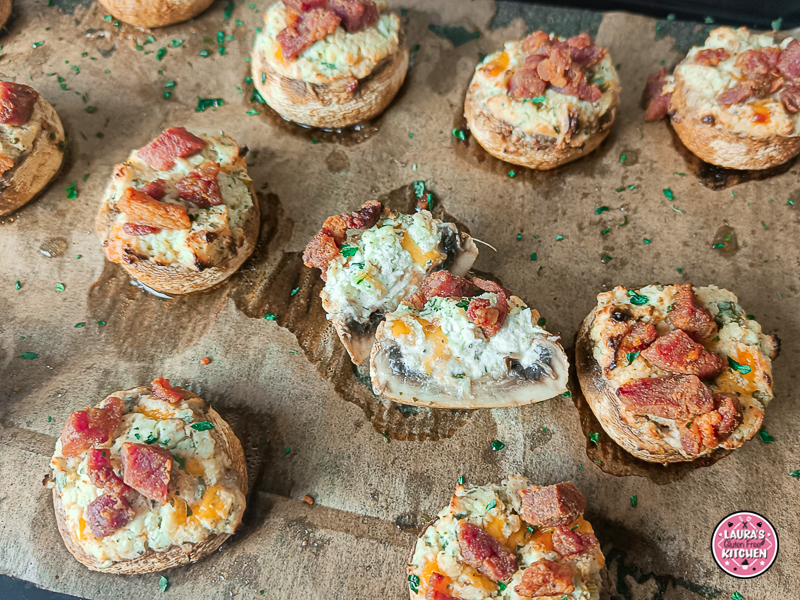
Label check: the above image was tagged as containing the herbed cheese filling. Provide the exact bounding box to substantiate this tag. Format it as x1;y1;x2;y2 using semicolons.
106;134;253;269
0;102;41;165
590;284;775;453
49;392;246;567
469;40;618;142
409;476;603;600
385;295;557;390
322;210;453;323
256;1;400;84
674;27;800;136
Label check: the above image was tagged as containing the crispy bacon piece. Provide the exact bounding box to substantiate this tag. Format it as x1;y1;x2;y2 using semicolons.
278;8;341;60
717;82;755;106
86;494;136;538
121;443;173;505
0;154;14;176
327;0;378;32
519;481;586;527
616;321;658;366
696;393;743;445
521;30;551;53
303;201;383;279
642;67;672;121
0;82;38;126
175;161;222;207
507;67;547;99
87;448;131;498
117;187;191;230
282;0;326;11
60;397;124;458
425;573;460;600
138;127;207;171
737;47;781;79
778;39;800;82
456;522;518;582
552;525;597;557
617;375;714;420
515;559;575;598
139;179;166;201
466;278;509;338
781;85;800;113
151;376;184;403
417;271;476;304
667;283;717;342
122;223;161;236
640;329;725;379
695;48;730;66
567;32;606;67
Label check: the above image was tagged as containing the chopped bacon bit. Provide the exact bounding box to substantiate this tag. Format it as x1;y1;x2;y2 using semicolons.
139;179;166;201
696;392;743;445
327;0;378;32
642;67;672;121
117;187;191;230
695;48;730;66
0;154;14;176
175;161;222;207
200;357;211;366
778;39;800;82
552;525;597;557
86;493;135;538
122;223;161;236
87;448;130;498
781;85;800;113
521;30;551;53
616;321;658;366
121;442;173;505
414;271;476;305
466;278;509;338
303;200;383;279
507;67;547;99
641;329;725;379
60;397;124;458
736;47;781;79
717;82;755;106
277;8;341;60
680;420;703;454
151;376;184;403
568;33;606;67
667;283;718;342
456;522;518;582
426;573;459;600
282;0;327;11
519;482;586;527
138;127;207;171
617;375;714;420
515;559;575;598
0;82;38;126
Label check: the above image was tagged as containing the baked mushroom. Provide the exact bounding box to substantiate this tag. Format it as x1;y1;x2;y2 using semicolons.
303;201;478;364
96;0;215;28
370;271;569;408
0;82;65;217
464;31;620;170
643;26;800;169
95;127;260;295
252;0;409;128
47;378;247;573
408;476;605;600
576;283;780;464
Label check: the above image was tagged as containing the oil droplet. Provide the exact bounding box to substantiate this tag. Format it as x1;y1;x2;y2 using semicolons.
39;237;67;258
711;224;738;253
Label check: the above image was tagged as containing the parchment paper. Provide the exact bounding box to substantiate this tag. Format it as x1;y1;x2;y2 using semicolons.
1;0;799;598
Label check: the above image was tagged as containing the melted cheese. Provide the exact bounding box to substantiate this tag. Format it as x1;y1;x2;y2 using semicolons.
401;233;444;268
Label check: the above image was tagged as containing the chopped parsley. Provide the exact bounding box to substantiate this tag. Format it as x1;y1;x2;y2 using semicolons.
174;456;186;471
340;244;358;257
662;188;674;201
537;317;546;326
456;299;470;309
601;227;610;235
85;106;97;114
727;356;751;375
758;429;775;444
196;97;224;111
66;182;77;199
498;582;507;592
525;95;546;104
14;281;20;290
555;234;564;241
56;283;65;292
291;287;300;296
485;499;497;511
589;432;599;445
619;152;627;163
413;180;426;198
191;421;215;431
627;289;649;305
772;18;783;30
408;574;420;594
452;128;465;141
491;440;505;451
75;322;85;328
508;170;516;178
790;470;800;478
21;352;38;359
626;351;640;365
595;206;609;214
264;313;278;321
199;48;211;58
561;391;571;397
159;576;168;593
156;47;167;61
731;593;743;600
630;495;637;507
530;253;537;261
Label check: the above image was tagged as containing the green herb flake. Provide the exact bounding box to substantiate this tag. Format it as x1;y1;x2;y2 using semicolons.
159;576;168;593
630;495;638;507
662;188;674;201
223;0;235;19
236;19;244;25
85;106;98;114
615;187;624;193
32;41;44;48
171;39;184;47
727;356;752;375
14;281;20;290
628;184;635;190
788;199;795;206
589;432;599;445
156;47;167;61
561;390;571;397
731;594;743;600
771;17;783;30
66;182;77;199
246;109;258;115
452;128;465;141
508;170;516;178
456;299;470;310
626;351;640;365
761;221;769;230
97;320;106;326
199;48;210;57
191;421;215;431
516;233;522;241
527;95;546;104
491;440;505;451
619;152;627;163
21;352;39;359
537;317;546;327
667;13;676;21
555;234;564;241
195;97;224;111
498;582;507;592
758;429;775;444
627;289;649;305
264;313;278;321
530;252;537;261
600;227;610;235
408;574;420;594
290;287;300;296
595;206;610;214
485;499;497;511
163;92;172;99
457;475;464;485
340;244;358;257
413;180;426;199
790;470;800;478
672;206;685;214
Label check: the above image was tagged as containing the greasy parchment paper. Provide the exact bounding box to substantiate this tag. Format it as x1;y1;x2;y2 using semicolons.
1;0;799;598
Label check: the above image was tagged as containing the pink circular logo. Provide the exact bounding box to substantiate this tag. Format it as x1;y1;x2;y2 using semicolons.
712;512;778;578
